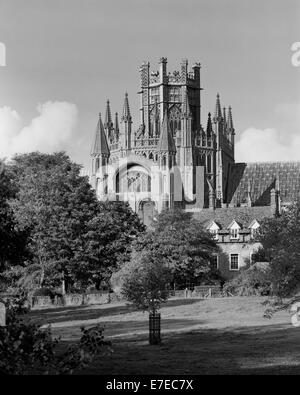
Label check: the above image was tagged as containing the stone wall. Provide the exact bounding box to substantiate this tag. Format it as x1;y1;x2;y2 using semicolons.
31;292;116;309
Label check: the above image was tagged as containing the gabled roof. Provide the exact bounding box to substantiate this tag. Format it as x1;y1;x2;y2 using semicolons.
206;220;221;230
248;219;260;229
227;220;242;229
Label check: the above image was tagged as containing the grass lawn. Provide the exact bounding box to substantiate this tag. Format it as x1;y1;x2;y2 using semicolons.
28;296;300;375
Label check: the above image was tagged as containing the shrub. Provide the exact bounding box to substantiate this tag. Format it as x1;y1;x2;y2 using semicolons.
33;287;54;298
223;264;272;296
0;302;111;375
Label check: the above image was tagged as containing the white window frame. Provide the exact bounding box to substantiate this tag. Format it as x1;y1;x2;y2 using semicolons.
230;228;239;240
208;222;220;240
230;253;239;271
210;229;219;240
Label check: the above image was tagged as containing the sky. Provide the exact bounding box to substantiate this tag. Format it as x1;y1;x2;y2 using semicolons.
0;0;300;169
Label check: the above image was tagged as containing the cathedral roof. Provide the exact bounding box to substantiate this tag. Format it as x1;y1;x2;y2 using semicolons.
226;161;300;206
91;113;110;157
157;111;176;153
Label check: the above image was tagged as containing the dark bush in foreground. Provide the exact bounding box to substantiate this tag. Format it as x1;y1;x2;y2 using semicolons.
0;303;111;375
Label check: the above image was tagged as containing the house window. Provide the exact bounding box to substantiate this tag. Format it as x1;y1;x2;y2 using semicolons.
230;254;239;271
211;254;219;270
210;229;219;240
250;228;259;239
230;228;239;239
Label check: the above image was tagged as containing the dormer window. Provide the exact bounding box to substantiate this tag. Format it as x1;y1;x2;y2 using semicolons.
230;228;239;239
207;221;220;241
249;220;260;239
211;229;219;240
228;220;241;240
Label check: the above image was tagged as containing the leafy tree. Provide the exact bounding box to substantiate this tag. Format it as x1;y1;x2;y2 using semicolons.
133;208;220;287
79;201;145;289
5;152;145;293
0;161;27;278
111;249;172;314
258;203;300;298
6;152;100;291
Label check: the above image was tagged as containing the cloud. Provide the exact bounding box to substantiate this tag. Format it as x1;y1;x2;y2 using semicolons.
0;101;78;159
236;101;300;162
235;127;300;162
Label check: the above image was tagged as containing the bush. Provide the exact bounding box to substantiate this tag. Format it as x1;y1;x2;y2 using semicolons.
223;264;272;296
0;302;111;375
33;287;55;298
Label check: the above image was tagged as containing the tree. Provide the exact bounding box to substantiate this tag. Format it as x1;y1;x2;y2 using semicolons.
133;208;220;287
5;152;145;293
80;201;145;289
6;152;100;291
258;203;300;298
111;249;172;314
0;160;27;278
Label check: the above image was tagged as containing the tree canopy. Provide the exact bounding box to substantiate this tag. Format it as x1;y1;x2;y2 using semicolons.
3;152;144;292
0;161;27;277
258;202;300;298
111;249;172;313
133;208;220;287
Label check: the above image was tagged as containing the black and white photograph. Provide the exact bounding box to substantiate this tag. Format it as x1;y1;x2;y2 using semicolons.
0;0;300;381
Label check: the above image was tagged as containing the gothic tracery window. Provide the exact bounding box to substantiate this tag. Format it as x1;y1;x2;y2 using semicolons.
169;105;181;136
120;170;151;193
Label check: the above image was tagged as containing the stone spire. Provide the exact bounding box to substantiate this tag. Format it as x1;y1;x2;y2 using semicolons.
223;107;227;133
91;113;110;157
157;110;176;153
213;93;222;122
122;92;131;121
115;112;119;140
227;106;234;131
206;112;213;136
104;99;113;129
182;90;192;119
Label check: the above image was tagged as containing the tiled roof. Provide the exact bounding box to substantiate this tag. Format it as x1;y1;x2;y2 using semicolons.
193;206;273;230
227;162;300;206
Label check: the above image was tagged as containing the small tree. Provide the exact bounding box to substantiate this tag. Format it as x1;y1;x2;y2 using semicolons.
111;250;172;344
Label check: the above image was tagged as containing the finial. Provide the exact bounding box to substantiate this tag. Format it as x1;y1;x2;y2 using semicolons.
214;93;222;122
227;106;234;130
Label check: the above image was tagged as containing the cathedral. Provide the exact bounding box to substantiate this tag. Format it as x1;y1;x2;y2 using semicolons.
90;57;235;224
89;57;300;279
